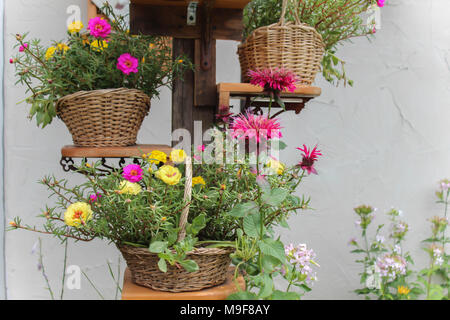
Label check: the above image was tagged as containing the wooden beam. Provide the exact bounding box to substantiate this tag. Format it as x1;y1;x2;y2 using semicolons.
61;144;172;158
130;0;251;9
172;39;215;144
130;4;244;41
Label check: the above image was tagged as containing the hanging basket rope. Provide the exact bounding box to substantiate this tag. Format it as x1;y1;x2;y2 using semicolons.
238;0;325;85
118;157;234;292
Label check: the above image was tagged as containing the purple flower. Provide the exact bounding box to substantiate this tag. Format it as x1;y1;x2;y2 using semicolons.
375;253;407;282
285;243;319;284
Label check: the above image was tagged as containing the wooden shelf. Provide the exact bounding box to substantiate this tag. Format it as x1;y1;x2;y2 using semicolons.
61;144;172;159
122;267;245;300
130;0;251;9
218;83;321;114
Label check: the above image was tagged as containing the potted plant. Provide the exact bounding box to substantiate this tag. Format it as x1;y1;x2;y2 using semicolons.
241;0;386;86
11;3;191;147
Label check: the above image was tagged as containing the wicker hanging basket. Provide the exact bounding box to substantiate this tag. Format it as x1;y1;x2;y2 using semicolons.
118;157;234;292
238;0;325;85
56;88;151;147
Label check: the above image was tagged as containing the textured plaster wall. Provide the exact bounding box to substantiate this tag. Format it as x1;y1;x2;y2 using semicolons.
3;0;450;299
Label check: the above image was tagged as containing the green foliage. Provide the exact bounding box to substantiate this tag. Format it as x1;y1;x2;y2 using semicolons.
243;0;379;86
12;3;192;128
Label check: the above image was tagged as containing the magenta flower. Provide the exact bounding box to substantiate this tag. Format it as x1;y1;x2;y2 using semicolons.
122;164;143;183
117;53;139;75
9;58;14;64
216;105;234;124
248;68;298;93
377;0;385;7
19;43;28;52
87;17;111;39
297;144;322;175
197;145;205;152
230;111;282;143
89;193;102;203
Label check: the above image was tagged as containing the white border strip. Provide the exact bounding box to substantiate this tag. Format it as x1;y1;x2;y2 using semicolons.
0;0;5;300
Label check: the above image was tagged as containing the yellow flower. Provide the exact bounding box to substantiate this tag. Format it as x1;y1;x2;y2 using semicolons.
119;180;142;195
148;150;167;165
148;167;153;174
64;202;93;228
9;221;17;228
397;286;410;295
170;149;187;164
192;176;206;187
155;165;182;185
220;184;226;190
90;40;108;52
68;20;84;33
266;159;285;175
57;43;70;53
142;57;145;63
45;46;57;60
149;43;155;49
178;59;184;63
161;217;167;222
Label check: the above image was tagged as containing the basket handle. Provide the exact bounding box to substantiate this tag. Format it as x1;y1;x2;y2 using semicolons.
177;156;192;242
279;0;302;25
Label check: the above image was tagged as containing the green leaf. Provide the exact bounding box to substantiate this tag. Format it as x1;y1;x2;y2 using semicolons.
243;213;261;238
261;255;281;271
149;241;168;253
259;239;286;263
229;202;258;218
179;260;199;272
227;291;258;300
188;214;206;235
258;273;274;299
158;258;167;273
262;188;288;207
270;290;300;300
274;95;285;110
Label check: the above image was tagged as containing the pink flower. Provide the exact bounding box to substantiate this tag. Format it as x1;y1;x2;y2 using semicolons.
122;164;143;183
197;145;205;152
87;17;111;39
117;53;139;75
377;0;385;7
9;58;14;64
19;43;28;52
248;68;298;93
89;193;102;203
297;144;322;175
230;111;282;143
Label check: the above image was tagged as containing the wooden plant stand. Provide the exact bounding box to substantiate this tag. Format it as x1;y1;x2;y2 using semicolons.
122;267;245;300
218;83;322;116
60;144;172;175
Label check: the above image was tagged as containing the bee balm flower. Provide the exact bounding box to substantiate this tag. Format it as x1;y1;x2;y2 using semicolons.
248;68;298;93
64;202;93;228
117;53;139;75
230;111;282;143
297;144;322;175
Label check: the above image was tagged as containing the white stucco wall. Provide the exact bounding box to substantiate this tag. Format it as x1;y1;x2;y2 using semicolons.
3;0;450;299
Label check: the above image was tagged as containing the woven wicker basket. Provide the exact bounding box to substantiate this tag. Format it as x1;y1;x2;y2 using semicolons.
238;0;325;85
118;157;234;292
56;88;150;147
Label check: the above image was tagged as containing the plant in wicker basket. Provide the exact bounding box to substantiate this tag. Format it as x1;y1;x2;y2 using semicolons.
11;3;192;146
242;0;385;86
